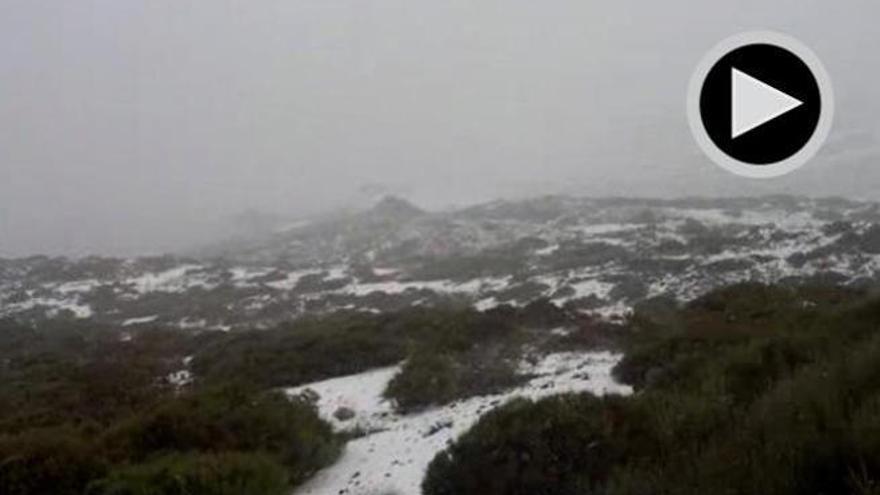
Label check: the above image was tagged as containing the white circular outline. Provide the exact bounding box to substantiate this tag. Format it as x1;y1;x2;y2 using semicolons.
687;31;834;179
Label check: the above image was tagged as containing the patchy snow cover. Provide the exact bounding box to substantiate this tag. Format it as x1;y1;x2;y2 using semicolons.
373;267;401;277
474;296;500;311
125;265;210;294
175;318;231;332
535;243;560;256
325;266;350;281
566;279;616;301
167;370;193;387
122;315;159;326
54;279;102;294
4;197;880;328
55;300;93;318
228;267;274;287
264;269;323;290
343;276;511;298
289;351;630;495
574;223;640;236
3;296;94;319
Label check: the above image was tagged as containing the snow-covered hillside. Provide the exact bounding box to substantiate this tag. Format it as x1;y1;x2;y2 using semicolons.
4;196;880;329
288;351;630;495
6;195;880;494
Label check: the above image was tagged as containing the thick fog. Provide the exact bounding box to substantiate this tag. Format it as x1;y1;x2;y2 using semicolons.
2;1;880;256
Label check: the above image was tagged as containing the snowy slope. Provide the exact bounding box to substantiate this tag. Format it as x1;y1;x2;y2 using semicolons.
4;196;880;329
288;351;630;495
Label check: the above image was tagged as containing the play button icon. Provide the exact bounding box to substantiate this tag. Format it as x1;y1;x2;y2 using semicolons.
731;68;803;139
688;32;834;178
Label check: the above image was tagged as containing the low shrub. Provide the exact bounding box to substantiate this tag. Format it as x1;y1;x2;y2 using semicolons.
383;310;524;412
423;395;635;495
385;352;462;412
424;283;880;495
0;427;107;495
86;452;289;495
102;385;341;485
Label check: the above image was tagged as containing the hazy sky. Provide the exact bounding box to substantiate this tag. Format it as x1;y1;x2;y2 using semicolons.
2;1;880;256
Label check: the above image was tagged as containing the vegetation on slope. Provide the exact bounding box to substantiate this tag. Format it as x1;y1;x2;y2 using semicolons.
424;282;880;495
0;300;590;494
0;321;340;495
193;301;589;413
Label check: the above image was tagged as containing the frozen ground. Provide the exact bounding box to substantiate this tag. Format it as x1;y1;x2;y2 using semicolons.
288;351;630;495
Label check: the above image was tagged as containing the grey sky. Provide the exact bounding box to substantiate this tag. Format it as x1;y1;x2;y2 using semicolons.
2;1;879;256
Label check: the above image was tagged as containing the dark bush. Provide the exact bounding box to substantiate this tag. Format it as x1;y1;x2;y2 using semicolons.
382;309;524;412
385;351;462;412
423;395;637;495
86;452;289;495
0;427;107;495
0;316;341;494
425;283;880;495
103;385;340;484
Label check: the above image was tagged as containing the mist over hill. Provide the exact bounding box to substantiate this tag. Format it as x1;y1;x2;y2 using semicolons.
3;1;880;256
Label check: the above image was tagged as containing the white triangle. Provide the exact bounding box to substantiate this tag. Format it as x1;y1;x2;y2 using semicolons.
731;68;803;139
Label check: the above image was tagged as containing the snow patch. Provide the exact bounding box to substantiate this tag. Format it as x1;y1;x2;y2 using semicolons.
342;277;510;298
122;315;158;326
265;269;322;291
290;351;630;495
126;265;208;294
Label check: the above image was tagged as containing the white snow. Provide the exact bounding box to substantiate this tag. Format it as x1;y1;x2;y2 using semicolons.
122;315;159;326
474;297;500;311
567;279;615;300
58;300;93;318
175;318;230;332
265;269;322;291
590;301;632;320
289;351;630;495
549;326;573;337
290;366;402;433
574;223;639;236
667;207;822;232
167;370;193;387
325;266;350;281
1;200;876;330
342;276;511;298
535;244;560;256
4;296;94;319
228;267;273;287
54;279;101;294
125;265;208;294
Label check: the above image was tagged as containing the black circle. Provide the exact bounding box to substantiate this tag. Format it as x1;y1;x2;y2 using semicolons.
699;43;821;165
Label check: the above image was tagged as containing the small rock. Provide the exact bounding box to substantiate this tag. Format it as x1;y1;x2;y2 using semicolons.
333;406;356;421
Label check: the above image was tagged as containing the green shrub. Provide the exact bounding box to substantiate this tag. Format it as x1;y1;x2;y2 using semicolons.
103;385;341;485
382;308;524;412
0;385;339;495
424;284;880;495
0;427;107;495
190;307;517;389
0;323;193;434
86;452;288;495
423;395;634;495
385;352;462;412
190;312;410;388
385;347;524;413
